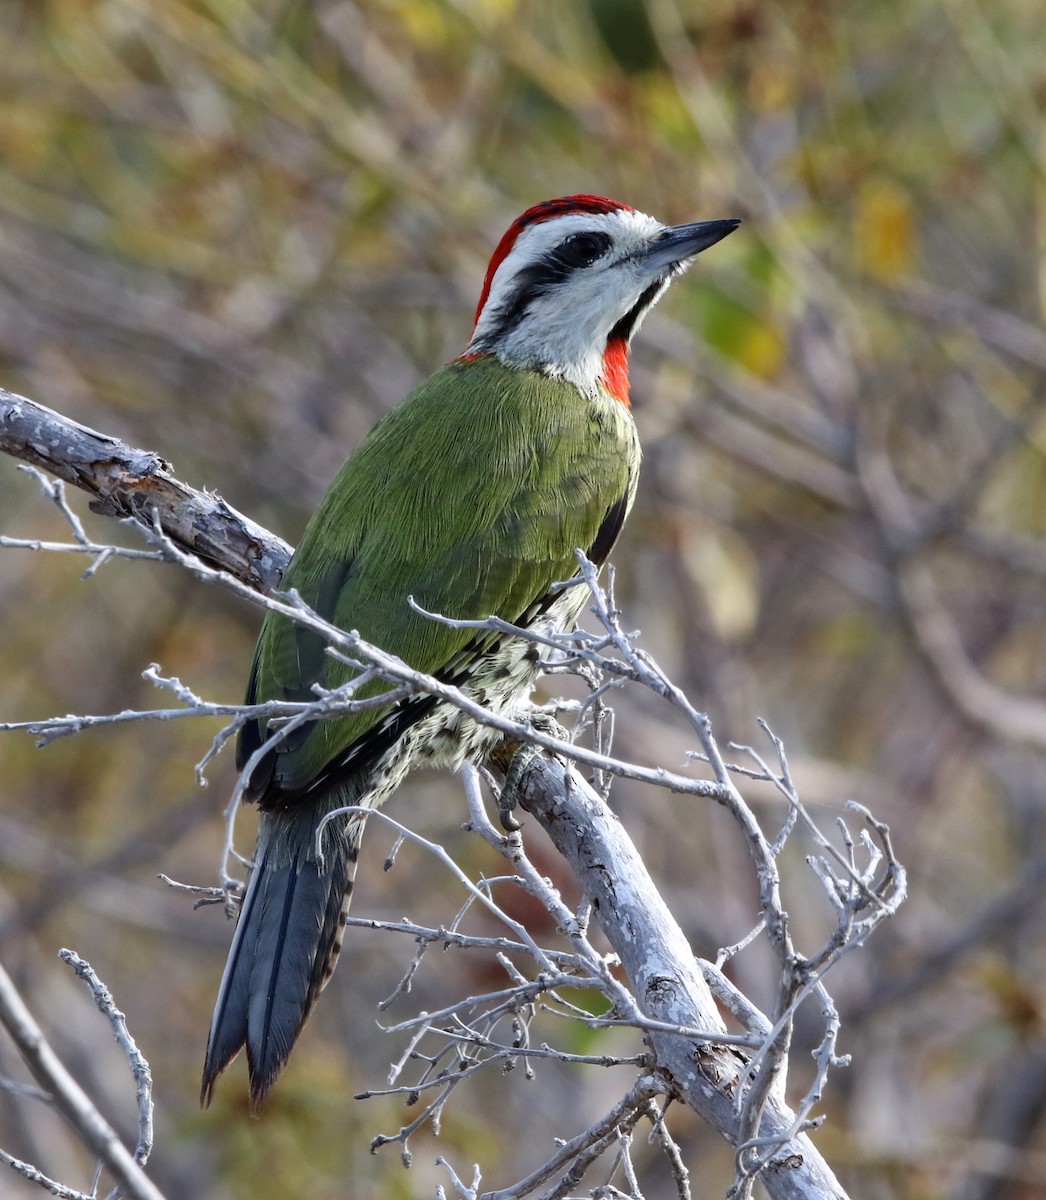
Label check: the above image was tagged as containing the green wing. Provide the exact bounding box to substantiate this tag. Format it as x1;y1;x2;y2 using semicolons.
238;357;639;804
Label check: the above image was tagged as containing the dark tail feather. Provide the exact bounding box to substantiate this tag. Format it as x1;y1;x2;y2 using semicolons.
201;805;364;1112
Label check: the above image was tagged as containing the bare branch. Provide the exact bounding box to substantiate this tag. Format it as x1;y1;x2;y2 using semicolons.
476;1075;664;1200
57;950;154;1169
0;390;893;1199
0;957;166;1200
497;756;849;1200
0;386;290;592
0;1147;95;1200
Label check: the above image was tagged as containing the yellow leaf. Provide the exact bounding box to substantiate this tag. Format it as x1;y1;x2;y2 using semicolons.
855;180;916;281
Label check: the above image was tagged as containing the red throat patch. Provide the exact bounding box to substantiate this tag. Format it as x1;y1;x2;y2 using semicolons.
473;195;635;328
601;335;631;407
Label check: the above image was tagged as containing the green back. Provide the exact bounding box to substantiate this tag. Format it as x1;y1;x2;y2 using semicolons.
243;356;640;796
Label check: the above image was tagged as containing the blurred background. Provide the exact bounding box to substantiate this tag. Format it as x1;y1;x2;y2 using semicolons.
1;1;1045;1197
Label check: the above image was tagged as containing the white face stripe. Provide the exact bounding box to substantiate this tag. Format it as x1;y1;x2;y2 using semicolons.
467;207;679;397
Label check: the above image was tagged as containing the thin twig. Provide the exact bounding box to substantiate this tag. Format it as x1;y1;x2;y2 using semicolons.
58;950;154;1168
0;957;166;1200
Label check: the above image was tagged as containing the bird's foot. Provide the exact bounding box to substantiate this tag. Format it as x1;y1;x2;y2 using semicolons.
498;743;533;831
497;714;569;831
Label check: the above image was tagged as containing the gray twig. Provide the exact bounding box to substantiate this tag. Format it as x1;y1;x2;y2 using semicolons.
0;957;165;1200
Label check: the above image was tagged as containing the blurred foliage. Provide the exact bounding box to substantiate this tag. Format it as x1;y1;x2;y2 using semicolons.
2;1;1046;1197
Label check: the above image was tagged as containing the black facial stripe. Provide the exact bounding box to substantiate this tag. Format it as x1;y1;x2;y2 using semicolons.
608;278;666;344
474;257;571;348
474;231;614;349
504;257;570;318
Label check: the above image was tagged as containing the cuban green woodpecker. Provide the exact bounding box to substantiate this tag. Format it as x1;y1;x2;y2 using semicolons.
201;195;739;1110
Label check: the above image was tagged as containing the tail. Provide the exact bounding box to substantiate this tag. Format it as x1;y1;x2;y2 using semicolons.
201;803;365;1112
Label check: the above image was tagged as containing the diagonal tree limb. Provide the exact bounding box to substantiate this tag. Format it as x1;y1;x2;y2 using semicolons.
0;386;290;592
0;385;851;1199
485;750;849;1200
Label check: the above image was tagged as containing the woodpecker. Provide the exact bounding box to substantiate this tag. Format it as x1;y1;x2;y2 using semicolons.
201;195;739;1111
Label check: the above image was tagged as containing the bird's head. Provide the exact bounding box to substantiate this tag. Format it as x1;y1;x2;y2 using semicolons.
465;195;739;404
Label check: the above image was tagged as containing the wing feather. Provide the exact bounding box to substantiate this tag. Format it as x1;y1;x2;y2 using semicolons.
239;358;639;806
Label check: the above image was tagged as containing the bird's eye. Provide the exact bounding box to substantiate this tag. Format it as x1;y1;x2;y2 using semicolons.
558;231;611;267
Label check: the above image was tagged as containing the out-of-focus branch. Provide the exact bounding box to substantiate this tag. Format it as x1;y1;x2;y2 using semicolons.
885;280;1046;372
0;386;291;592
855;404;1046;750
896;556;1046;748
0;956;165;1200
